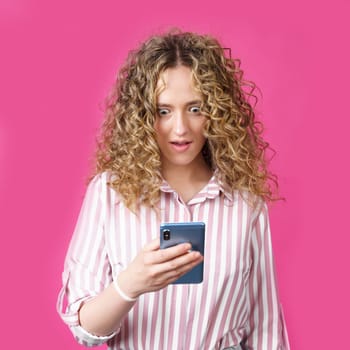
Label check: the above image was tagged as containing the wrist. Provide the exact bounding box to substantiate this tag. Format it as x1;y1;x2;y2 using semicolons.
113;276;138;302
114;271;140;301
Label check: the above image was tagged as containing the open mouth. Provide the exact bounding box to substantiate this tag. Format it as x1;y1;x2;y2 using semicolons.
170;141;192;151
170;141;191;145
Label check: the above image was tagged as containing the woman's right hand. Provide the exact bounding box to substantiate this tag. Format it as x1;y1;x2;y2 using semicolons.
117;238;203;299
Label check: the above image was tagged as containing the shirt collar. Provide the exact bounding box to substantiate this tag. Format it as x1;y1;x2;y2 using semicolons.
160;171;233;204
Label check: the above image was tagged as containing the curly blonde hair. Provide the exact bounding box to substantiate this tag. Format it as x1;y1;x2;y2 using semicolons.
94;30;278;211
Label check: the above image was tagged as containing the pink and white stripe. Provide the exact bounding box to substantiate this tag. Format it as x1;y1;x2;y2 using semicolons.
57;172;290;349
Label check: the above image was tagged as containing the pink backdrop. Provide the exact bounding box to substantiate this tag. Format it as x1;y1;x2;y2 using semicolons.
1;0;349;349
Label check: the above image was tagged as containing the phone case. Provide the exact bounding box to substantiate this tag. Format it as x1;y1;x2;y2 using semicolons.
160;222;205;284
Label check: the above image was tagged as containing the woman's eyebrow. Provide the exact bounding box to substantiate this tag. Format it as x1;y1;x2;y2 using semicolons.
157;100;202;107
186;100;202;106
156;103;172;108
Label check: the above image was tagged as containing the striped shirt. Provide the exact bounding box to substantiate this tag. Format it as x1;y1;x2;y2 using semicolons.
57;172;290;349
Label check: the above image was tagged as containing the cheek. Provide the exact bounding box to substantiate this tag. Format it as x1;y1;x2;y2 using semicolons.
153;120;162;136
154;118;172;137
196;119;207;136
153;122;167;146
153;118;159;132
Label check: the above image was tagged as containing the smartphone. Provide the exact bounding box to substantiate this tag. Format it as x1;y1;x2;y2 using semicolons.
160;222;205;284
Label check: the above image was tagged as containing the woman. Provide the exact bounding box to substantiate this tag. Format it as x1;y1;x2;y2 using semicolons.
57;30;290;349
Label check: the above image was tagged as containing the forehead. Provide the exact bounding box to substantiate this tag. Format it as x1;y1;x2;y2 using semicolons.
156;66;201;103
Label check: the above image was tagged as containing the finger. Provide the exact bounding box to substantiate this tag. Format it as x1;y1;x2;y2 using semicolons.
162;254;204;283
143;237;160;252
166;250;202;273
144;253;204;290
154;250;202;278
153;242;192;264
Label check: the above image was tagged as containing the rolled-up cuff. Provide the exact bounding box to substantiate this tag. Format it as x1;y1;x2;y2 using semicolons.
70;323;117;347
57;273;119;346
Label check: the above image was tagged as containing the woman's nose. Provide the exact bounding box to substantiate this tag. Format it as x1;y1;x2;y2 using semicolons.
174;112;188;135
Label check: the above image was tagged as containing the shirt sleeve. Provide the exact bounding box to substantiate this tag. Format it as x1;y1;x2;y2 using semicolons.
56;173;118;346
244;202;290;350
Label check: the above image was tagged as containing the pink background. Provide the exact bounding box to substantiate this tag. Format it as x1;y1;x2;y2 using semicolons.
1;0;349;349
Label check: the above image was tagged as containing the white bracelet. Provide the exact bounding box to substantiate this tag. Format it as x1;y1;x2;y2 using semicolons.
113;278;138;302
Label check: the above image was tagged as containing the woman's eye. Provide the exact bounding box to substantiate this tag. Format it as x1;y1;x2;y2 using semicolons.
189;106;201;113
158;108;170;116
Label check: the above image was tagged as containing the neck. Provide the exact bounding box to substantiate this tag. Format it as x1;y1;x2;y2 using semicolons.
162;157;211;181
161;159;213;202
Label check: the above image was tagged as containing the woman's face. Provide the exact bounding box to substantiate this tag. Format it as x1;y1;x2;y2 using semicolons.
154;65;207;172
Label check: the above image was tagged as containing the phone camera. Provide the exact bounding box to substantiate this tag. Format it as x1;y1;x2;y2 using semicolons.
163;229;171;240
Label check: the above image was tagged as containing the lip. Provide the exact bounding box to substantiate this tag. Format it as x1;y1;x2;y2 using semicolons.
170;141;192;152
